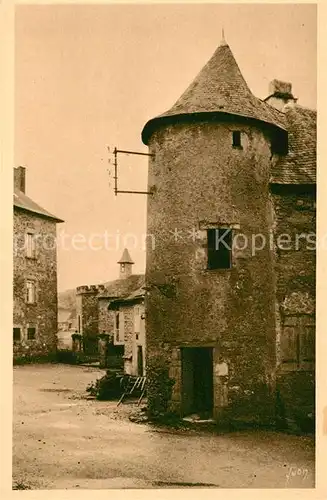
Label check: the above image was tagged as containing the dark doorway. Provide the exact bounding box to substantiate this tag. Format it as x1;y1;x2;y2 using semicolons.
181;347;213;418
137;346;144;376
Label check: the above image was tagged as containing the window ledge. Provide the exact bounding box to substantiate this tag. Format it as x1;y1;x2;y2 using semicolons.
204;267;233;273
232;145;243;150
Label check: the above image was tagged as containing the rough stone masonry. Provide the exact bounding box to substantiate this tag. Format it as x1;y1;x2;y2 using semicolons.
141;39;316;430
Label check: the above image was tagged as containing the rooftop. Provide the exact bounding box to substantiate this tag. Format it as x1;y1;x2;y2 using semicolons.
14;188;64;222
142;40;286;144
98;274;145;300
271;104;316;184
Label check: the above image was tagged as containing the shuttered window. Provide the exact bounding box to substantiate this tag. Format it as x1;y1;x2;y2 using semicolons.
300;326;315;362
26;280;36;304
281;317;315;370
26;233;36;258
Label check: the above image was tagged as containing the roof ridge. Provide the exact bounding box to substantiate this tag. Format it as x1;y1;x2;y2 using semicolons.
14;188;64;222
284;102;317;113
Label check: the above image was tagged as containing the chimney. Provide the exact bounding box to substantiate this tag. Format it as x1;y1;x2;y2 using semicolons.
118;248;134;280
14;166;26;193
264;79;297;112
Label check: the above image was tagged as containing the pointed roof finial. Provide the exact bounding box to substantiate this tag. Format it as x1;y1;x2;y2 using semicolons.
220;27;227;46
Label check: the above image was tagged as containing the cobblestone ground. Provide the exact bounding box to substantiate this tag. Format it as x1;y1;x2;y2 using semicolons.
12;364;315;489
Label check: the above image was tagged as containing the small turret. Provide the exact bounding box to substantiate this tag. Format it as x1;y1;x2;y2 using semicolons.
118;248;134;279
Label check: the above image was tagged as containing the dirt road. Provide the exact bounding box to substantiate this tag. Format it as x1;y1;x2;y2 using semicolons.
13;364;315;489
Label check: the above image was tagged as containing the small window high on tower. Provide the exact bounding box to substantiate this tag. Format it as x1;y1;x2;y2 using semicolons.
232;131;242;148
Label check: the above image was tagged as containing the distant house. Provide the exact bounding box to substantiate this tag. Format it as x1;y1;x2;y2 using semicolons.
13;166;64;361
57;307;76;349
58;307;73;331
76;249;145;375
98;249;145;376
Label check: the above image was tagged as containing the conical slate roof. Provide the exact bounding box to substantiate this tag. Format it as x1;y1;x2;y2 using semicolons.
142;41;286;144
117;248;134;264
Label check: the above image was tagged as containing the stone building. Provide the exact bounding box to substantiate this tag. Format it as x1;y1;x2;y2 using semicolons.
98;249;146;375
76;284;105;353
13;166;64;361
141;38;315;430
76;249;146;374
57;307;77;349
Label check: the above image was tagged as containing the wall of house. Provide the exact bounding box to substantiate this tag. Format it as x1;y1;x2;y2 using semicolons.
97;298;145;374
75;285;105;353
145;119;278;423
13;209;58;359
98;297;115;334
76;285;104;336
123;302;145;376
271;187;315;431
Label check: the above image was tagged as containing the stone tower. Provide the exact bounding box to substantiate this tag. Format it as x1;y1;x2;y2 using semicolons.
141;39;288;424
118;248;134;279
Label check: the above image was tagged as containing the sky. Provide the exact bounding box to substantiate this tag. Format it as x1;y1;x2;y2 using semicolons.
14;3;317;292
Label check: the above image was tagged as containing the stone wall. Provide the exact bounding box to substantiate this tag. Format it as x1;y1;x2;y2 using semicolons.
97;298;145;375
75;285;105;354
76;285;105;337
123;302;145;376
98;297;115;334
145;119;277;423
271;185;315;431
13;209;58;359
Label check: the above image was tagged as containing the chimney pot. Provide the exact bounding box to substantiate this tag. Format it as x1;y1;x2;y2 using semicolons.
269;79;293;97
14;166;26;193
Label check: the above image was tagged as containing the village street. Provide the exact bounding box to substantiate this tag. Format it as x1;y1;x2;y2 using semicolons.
12;364;315;490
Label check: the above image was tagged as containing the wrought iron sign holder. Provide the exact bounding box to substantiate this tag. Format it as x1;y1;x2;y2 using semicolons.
112;147;155;196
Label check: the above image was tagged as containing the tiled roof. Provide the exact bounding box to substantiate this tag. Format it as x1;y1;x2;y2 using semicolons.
125;285;145;301
14;188;64;222
142;42;286;144
98;274;145;300
271;104;316;184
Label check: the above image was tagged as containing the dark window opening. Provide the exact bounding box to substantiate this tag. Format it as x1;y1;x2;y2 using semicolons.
207;228;232;270
78;315;81;333
13;328;21;341
27;327;36;340
232;131;242;148
271;130;288;155
137;346;144;376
